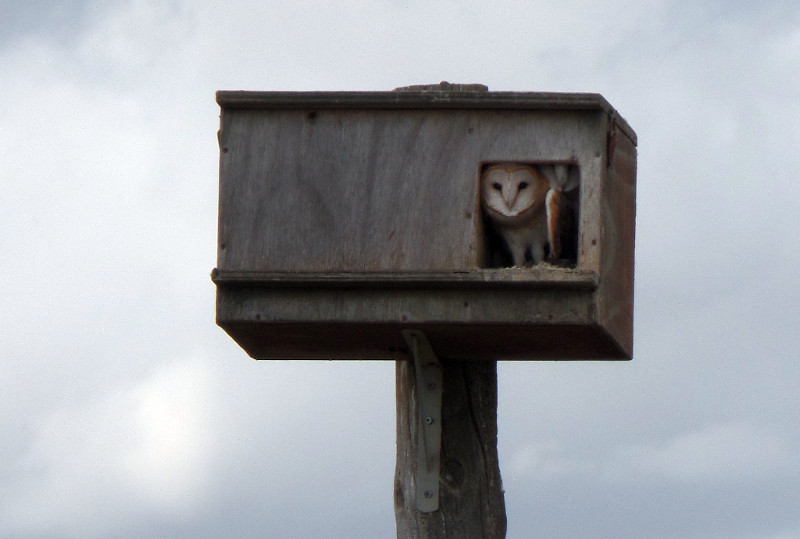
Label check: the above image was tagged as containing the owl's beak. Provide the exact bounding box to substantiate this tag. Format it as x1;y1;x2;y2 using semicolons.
503;186;517;208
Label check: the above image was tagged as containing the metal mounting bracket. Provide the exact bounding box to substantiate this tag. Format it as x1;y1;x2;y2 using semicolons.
402;329;443;513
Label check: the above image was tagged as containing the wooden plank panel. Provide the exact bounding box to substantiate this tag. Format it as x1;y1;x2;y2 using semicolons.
215;90;636;145
215;284;596;325
217;109;604;272
214;321;628;361
596;122;637;358
210;268;599;289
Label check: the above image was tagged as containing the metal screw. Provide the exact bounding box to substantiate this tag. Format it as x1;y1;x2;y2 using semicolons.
425;416;434;425
424;490;433;498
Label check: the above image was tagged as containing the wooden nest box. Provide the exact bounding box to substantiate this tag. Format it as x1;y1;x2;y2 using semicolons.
212;88;637;360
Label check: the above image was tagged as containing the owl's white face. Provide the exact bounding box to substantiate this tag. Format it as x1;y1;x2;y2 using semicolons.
480;165;550;224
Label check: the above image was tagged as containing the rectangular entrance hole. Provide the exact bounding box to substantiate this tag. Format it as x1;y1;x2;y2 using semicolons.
478;162;580;269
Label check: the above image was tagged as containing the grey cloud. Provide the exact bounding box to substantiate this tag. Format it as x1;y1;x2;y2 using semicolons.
2;1;800;537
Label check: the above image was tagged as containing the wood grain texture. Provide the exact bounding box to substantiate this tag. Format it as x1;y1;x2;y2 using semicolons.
213;91;637;361
596;122;638;357
211;268;599;289
215;321;629;361
212;267;634;360
395;358;506;538
215;90;637;144
216;108;604;272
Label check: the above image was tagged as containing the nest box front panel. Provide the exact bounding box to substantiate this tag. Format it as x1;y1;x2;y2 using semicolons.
217;108;604;273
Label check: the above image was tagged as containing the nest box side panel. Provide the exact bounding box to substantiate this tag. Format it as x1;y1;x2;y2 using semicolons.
596;122;637;358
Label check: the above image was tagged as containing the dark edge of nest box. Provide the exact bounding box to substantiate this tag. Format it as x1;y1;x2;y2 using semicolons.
210;269;600;290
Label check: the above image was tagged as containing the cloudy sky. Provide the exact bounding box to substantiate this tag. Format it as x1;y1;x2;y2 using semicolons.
2;1;799;537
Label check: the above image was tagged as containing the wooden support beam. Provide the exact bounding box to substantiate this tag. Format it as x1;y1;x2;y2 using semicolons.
395;357;507;537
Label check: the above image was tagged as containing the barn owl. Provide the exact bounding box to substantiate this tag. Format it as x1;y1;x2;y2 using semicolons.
480;164;572;266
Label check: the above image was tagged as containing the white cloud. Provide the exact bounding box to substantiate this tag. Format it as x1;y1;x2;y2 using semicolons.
0;0;220;423
610;422;798;484
507;439;595;479
507;422;798;488
0;359;217;537
125;360;217;509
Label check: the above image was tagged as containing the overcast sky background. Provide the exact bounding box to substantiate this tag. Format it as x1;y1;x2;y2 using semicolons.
2;1;799;538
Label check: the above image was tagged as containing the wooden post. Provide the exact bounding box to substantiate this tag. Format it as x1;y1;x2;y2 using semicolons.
394;357;507;538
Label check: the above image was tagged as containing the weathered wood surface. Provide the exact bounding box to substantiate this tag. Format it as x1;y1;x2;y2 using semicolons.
211;268;599;289
216;90;638;142
213;269;634;360
215;321;628;361
596;123;638;356
395;358;506;538
216;108;605;272
213;90;637;361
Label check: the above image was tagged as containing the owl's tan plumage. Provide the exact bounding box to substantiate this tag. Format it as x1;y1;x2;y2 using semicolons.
481;164;570;266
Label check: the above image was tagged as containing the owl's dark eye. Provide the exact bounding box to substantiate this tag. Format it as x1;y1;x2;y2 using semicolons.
518;181;529;190
492;182;502;190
